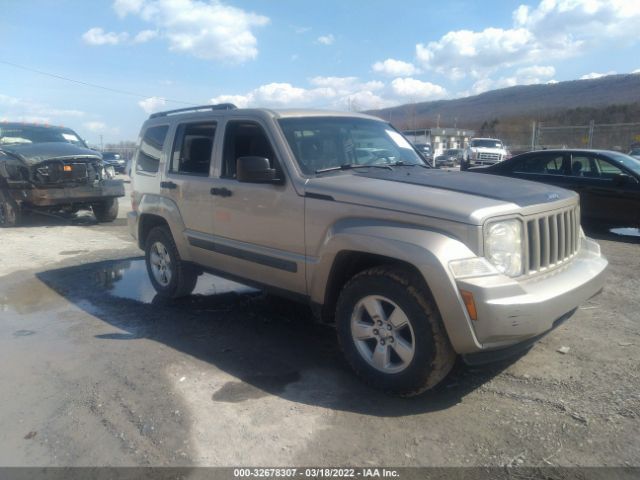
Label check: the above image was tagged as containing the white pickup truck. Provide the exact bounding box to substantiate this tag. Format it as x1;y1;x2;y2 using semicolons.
462;137;508;170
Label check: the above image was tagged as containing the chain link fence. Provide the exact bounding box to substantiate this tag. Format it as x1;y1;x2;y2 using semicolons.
535;121;640;152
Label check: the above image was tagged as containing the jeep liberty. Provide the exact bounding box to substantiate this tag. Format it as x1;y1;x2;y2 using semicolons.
128;104;607;395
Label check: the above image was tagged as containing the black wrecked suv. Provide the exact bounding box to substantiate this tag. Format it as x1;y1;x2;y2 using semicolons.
0;122;125;226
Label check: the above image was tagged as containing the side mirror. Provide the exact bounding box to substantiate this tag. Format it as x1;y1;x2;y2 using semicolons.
236;156;277;183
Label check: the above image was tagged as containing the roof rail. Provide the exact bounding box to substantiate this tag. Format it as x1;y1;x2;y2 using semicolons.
149;103;237;119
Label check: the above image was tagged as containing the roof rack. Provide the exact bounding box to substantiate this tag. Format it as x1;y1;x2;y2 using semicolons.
149;103;237;119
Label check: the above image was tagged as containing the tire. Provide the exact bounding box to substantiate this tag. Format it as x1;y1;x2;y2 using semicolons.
144;226;199;298
92;198;119;223
336;265;455;396
0;190;21;227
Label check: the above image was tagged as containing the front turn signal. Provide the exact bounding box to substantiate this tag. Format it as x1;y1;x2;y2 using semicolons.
460;290;478;321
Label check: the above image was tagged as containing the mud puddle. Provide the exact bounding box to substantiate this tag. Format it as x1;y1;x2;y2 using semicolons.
92;259;256;304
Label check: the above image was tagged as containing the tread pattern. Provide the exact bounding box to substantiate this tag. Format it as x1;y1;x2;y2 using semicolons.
336;265;456;396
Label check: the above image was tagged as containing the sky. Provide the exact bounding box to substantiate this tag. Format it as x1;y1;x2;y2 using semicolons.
1;0;639;145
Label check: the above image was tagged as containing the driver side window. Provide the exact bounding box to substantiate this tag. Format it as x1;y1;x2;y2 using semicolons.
221;121;278;179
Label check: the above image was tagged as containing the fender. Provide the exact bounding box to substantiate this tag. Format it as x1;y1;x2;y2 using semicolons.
308;218;483;353
137;193;192;261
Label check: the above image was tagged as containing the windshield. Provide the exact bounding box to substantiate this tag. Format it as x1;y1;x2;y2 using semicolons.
446;149;461;155
278;117;425;175
629;148;640;157
607;151;640;175
471;139;503;148
0;124;86;147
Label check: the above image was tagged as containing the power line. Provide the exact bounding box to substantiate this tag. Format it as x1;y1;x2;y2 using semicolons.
0;59;199;106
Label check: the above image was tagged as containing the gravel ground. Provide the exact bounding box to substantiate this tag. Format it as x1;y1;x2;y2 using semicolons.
0;185;638;471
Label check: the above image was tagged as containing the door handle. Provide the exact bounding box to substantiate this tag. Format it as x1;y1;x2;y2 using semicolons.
210;187;233;197
160;181;177;189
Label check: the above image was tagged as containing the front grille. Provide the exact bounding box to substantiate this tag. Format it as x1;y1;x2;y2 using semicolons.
478;152;500;161
525;205;580;274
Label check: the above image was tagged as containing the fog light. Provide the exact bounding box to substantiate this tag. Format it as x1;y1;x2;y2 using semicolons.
460;290;478;321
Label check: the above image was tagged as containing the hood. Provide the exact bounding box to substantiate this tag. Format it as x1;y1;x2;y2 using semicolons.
305;168;576;225
0;142;101;165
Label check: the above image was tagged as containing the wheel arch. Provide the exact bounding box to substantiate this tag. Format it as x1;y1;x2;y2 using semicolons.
137;194;191;261
308;219;483;353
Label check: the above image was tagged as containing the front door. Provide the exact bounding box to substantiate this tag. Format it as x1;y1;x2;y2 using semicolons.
202;119;306;295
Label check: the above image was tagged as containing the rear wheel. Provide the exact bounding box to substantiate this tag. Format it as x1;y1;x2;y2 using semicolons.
0;190;20;227
92;198;118;223
336;265;455;396
145;226;199;298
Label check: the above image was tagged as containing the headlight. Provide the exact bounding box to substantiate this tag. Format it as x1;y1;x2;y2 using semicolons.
484;219;523;277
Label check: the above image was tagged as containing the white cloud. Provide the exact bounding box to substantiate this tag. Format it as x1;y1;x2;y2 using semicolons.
113;0;145;17
138;96;166;113
133;29;158;43
633;69;640;74
416;0;640;78
389;78;447;100
96;0;269;62
372;59;420;77
0;94;85;123
580;71;616;80
84;121;107;132
316;34;335;46
82;27;129;45
210;76;447;111
466;64;556;95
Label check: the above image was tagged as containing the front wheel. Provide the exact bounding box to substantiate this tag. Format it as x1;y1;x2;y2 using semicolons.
144;226;199;298
92;197;119;223
336;266;455;396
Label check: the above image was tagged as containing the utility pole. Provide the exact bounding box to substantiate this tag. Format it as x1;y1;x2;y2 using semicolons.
436;113;440;129
100;134;103;152
531;121;536;150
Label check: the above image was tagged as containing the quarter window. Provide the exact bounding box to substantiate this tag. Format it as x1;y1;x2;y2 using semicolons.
170;122;216;176
136;125;169;174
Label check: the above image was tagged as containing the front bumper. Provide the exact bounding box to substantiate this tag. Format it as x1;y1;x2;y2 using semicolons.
13;180;125;207
453;236;607;352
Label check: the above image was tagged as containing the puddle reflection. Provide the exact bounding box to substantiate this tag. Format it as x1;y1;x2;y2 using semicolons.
93;259;256;304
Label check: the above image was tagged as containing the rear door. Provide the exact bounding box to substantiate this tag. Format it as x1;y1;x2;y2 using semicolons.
507;152;571;188
162;121;219;267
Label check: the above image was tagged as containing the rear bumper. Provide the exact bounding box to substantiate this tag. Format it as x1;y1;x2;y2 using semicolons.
13;180;125;207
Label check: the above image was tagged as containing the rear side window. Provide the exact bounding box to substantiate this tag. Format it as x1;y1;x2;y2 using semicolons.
170;122;216;176
136;125;169;174
514;154;564;175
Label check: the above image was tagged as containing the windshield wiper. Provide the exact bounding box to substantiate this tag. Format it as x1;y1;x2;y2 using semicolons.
388;160;431;168
315;163;394;174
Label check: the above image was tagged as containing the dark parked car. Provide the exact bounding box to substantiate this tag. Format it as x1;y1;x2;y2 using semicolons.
101;151;127;173
435;148;463;168
0;122;125;226
413;143;433;163
470;149;640;228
